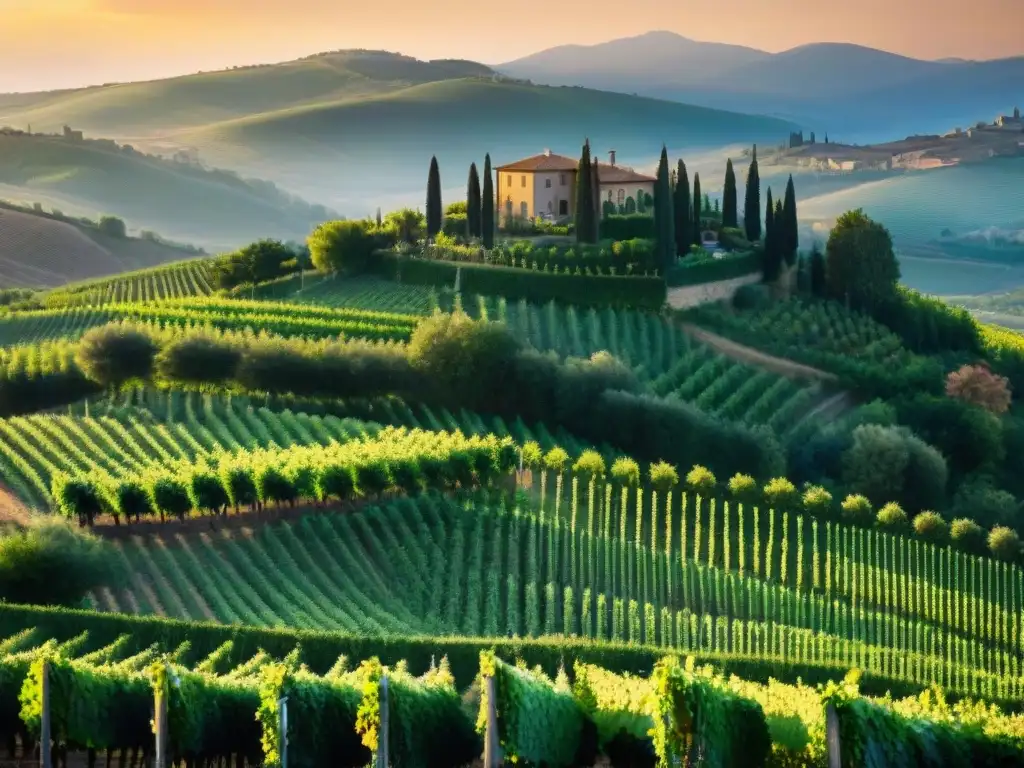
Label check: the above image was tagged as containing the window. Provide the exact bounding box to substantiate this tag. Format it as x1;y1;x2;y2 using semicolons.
545;178;552;189
617;189;625;205
521;175;526;187
520;201;528;218
507;175;512;186
559;173;566;186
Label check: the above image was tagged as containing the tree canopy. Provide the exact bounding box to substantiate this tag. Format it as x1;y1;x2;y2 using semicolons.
308;219;376;274
825;208;901;309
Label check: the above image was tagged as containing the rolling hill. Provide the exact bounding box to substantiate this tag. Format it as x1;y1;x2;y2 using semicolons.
0;51;796;215
0;132;334;250
0;203;204;288
499;32;1024;136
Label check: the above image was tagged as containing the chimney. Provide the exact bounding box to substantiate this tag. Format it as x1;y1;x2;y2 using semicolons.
608;150;616;166
543;148;551;157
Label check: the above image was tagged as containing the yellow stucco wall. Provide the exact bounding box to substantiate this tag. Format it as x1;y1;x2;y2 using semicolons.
497;169;534;220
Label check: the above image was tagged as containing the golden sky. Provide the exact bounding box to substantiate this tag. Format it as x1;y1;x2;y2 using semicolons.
2;0;1021;92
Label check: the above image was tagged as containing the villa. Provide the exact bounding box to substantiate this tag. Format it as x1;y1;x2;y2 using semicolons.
495;149;655;220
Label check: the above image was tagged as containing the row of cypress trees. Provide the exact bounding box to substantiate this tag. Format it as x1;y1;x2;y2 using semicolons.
426;155;496;248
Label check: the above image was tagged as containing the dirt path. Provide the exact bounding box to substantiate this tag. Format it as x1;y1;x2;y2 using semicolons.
680;323;838;382
0;482;33;529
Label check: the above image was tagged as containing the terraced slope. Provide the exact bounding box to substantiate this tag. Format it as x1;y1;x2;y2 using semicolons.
92;489;1024;702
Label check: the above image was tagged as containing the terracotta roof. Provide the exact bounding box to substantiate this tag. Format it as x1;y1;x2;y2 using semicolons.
596;165;656;184
495;152;579;172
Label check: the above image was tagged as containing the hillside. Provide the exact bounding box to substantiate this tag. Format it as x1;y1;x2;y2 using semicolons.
0;132;333;250
176;77;795;206
499;32;1024;135
0;203;203;287
0;51;496;135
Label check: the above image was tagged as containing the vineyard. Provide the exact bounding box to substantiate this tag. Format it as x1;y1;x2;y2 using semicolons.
0;625;1021;767
41;259;216;308
91;476;1024;702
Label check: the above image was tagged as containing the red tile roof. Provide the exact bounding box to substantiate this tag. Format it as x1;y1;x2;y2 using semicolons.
596;165;656;184
496;152;579;172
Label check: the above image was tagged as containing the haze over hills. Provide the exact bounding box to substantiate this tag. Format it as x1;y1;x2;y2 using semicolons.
499;32;1024;137
0;50;797;216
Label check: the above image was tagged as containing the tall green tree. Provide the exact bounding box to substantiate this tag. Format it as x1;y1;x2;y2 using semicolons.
482;154;494;249
575;140;596;244
744;145;761;242
653;146;675;272
782;175;799;265
673;159;692;257
692;173;702;246
467;163;482;238
763;188;783;281
426;156;442;238
809;242;827;297
722;159;738;229
825;209;900;309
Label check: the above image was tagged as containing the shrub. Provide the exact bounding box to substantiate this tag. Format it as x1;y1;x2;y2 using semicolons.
912;511;948;543
0;519;116;607
665;250;762;287
649;461;679;492
599;214;655;241
840;494;873;524
686;465;717;495
876;502;909;531
544;447;570;474
731;283;771;311
521;441;543;469
97;215;127;238
573;450;606;481
987;526;1021;561
76;325;158;389
802;485;833;516
148;475;192;522
727;473;757;503
950;480;1020;529
762;477;799;510
945;364;1012;414
155;334;241;385
840;424;947;511
950;518;986;553
51;474;103;525
610;457;640;487
308;220;376;275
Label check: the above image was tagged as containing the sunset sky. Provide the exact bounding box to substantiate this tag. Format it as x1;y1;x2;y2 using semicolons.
1;0;1021;92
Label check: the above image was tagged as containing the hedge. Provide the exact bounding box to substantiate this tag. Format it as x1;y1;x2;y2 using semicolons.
0;604;979;703
375;253;666;310
666;250;763;287
599;214;656;242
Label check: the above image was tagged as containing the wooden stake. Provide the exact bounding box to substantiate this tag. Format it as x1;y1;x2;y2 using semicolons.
377;675;389;768
40;660;51;768
826;702;841;768
154;685;168;768
278;696;288;768
483;675;500;768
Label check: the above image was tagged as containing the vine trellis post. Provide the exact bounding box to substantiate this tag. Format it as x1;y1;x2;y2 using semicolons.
278;696;289;768
826;702;841;768
376;674;389;768
39;660;51;768
482;675;500;768
154;680;168;768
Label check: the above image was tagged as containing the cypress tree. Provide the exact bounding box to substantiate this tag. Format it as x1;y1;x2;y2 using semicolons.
575;140;596;244
375;207;382;228
763;187;782;281
692;173;702;246
782;175;799;265
467;163;482;238
481;154;494;249
722;159;738;229
426;156;442;238
744;145;761;242
654;146;675;272
674;159;692;257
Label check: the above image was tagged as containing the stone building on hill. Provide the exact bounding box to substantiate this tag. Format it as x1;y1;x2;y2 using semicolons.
495;149;655;220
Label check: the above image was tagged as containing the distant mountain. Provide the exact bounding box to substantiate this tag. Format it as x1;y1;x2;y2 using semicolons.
499;33;1024;134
